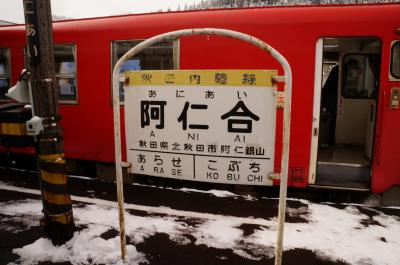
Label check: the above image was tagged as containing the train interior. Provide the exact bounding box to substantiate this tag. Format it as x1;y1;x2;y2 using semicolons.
316;37;381;189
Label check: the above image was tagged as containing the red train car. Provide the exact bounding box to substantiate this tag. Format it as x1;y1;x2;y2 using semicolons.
0;4;399;193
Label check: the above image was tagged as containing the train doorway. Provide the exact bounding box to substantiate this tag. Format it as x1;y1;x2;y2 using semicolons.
311;37;381;189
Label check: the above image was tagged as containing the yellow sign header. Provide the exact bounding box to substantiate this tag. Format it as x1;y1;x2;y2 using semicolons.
125;70;277;87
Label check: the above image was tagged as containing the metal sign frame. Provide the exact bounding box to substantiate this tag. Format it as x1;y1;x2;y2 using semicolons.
112;28;292;265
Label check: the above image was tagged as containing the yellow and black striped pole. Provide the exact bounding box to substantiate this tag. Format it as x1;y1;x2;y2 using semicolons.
23;0;74;245
38;152;74;244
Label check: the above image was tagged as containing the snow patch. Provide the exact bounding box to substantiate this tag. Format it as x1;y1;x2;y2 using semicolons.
132;182;248;199
0;199;42;216
0;215;40;233
195;219;243;249
251;203;400;265
194;218;273;260
13;224;146;265
179;187;239;198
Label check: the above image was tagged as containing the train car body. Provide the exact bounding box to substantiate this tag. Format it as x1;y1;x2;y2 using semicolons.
0;4;399;193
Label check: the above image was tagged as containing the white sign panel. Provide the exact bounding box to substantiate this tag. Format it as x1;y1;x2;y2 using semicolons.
124;70;277;185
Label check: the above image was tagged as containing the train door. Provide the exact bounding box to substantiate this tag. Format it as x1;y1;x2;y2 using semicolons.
310;37;381;189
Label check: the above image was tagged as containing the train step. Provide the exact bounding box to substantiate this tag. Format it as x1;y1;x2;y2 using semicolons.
316;162;370;189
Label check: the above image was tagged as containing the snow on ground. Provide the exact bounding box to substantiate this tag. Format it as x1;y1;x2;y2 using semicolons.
0;214;40;233
64;176;241;198
12;224;146;265
1;193;400;265
178;187;239;198
251;204;400;264
131;181;243;198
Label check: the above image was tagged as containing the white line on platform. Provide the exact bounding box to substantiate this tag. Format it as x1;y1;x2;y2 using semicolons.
0;183;274;226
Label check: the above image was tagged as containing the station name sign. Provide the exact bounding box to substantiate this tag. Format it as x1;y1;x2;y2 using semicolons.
124;70;277;185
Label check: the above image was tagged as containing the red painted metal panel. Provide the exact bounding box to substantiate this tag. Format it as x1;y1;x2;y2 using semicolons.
371;41;400;193
0;4;399;191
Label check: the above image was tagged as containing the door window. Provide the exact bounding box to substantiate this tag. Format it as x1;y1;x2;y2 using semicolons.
342;54;380;99
390;41;400;79
0;48;11;101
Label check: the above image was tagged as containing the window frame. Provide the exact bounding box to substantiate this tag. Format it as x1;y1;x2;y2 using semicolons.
341;53;380;99
54;43;78;104
0;47;12;102
389;40;400;81
24;43;78;104
110;39;180;105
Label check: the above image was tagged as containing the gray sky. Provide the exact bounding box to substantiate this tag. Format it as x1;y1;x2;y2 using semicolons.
0;0;202;24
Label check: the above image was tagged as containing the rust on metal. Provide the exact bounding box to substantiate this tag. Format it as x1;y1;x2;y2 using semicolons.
272;75;286;84
268;173;281;180
121;161;132;168
276;92;285;109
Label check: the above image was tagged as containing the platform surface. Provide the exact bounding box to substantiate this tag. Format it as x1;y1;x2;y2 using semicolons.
1;169;400;265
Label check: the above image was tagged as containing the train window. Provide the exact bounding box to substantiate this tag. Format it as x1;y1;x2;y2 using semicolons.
55;44;77;103
342;54;380;99
111;39;178;102
0;48;11;101
391;41;400;79
24;44;77;103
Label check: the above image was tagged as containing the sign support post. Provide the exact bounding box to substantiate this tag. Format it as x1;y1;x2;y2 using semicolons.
112;28;292;264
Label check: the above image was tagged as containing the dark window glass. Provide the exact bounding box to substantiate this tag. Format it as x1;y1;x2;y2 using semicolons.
391;41;400;79
342;54;380;99
0;48;11;101
112;40;176;102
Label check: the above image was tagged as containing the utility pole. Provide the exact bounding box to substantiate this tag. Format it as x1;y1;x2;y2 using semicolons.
23;0;75;245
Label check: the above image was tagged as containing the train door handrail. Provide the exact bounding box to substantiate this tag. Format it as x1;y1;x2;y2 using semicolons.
112;28;292;265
